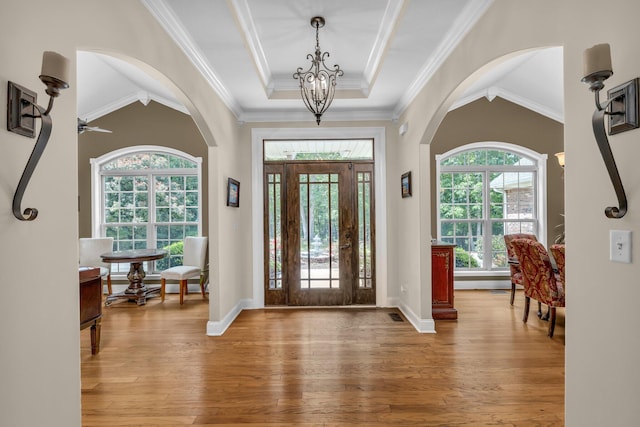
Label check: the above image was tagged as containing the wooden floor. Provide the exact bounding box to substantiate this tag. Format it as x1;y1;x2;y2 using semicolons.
81;290;565;426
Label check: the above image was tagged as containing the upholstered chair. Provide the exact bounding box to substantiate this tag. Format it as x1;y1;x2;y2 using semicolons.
79;237;115;295
503;233;538;305
550;244;565;288
160;236;208;304
511;239;565;338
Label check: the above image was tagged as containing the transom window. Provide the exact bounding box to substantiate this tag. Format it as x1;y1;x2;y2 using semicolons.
436;142;547;273
91;146;202;274
264;139;374;161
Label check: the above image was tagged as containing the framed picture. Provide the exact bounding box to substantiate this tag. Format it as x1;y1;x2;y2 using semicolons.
227;177;240;207
401;171;412;198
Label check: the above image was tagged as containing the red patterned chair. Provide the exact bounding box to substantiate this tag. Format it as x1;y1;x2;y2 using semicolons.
504;233;538;306
511;239;565;338
550;244;565;287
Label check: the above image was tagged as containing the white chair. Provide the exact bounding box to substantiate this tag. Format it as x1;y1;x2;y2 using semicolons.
79;237;114;295
160;236;208;304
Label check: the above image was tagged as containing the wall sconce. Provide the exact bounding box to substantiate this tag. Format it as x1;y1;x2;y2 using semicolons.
554;152;565;168
7;51;69;221
581;43;637;219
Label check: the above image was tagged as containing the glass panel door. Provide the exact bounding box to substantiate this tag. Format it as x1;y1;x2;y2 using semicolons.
264;161;375;306
286;163;354;306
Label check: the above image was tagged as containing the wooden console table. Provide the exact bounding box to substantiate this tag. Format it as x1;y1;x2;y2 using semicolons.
432;242;457;320
79;267;102;354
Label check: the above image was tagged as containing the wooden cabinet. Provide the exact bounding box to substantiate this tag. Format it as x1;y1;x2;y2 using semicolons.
432;243;457;320
79;268;103;354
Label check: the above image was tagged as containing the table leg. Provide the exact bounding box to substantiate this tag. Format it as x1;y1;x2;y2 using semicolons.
105;261;160;306
124;261;147;305
90;320;101;355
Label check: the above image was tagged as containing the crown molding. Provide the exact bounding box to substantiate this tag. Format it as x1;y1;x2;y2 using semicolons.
230;0;405;99
141;0;242;118
230;0;272;91
81;91;189;122
449;86;564;123
392;0;494;119
238;108;394;124
362;0;407;89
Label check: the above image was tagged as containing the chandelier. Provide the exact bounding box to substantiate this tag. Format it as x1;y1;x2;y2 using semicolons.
293;16;343;125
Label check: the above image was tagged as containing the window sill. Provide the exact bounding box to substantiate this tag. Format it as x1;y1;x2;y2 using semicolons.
454;270;510;278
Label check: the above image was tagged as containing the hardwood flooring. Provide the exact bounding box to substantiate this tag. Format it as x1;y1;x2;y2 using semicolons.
81;290;565;426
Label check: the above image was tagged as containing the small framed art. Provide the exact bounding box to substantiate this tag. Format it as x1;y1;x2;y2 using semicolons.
401;171;412;198
227;177;240;207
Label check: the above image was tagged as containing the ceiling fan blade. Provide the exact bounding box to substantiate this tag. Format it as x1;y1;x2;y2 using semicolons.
86;126;113;133
77;118;112;134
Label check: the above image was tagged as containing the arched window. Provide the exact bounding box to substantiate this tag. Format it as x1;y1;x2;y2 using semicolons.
435;142;547;273
91;146;202;274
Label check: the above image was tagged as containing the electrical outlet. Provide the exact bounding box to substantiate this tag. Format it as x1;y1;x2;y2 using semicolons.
610;230;632;263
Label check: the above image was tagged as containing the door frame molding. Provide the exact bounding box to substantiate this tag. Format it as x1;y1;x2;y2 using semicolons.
251;127;388;308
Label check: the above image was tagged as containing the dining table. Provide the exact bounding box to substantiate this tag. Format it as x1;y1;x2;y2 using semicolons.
101;248;168;306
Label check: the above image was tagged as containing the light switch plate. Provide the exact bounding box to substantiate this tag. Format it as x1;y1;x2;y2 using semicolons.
610;230;632;263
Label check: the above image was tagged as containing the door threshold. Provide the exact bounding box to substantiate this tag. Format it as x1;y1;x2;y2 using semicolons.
264;304;378;309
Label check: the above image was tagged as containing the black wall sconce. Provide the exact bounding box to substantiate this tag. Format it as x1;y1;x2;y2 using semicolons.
581;43;637;219
7;51;70;221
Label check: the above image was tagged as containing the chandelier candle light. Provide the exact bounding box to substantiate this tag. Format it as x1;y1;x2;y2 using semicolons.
293;16;343;125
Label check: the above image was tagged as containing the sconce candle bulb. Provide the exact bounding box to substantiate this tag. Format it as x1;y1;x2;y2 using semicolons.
39;51;70;113
582;43;613;91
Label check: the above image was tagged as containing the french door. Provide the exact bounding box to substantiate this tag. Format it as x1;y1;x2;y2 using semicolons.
264;162;375;306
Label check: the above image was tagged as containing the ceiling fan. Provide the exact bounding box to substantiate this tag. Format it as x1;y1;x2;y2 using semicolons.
77;118;112;134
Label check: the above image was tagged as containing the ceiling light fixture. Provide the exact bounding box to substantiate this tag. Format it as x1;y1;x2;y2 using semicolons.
293;16;343;125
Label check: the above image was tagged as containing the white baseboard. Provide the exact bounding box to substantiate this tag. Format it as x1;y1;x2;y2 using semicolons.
454;279;512;290
397;301;436;334
206;299;252;336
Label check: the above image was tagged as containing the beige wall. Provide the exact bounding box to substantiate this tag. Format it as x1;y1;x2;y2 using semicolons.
560;2;640;425
430;97;565;248
0;1;241;425
78;101;209;240
397;0;640;424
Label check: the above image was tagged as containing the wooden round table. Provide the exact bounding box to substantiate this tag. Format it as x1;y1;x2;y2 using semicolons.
101;248;168;306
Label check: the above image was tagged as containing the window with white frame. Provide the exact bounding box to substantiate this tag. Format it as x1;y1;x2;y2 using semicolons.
436;142;546;273
91;146;202;275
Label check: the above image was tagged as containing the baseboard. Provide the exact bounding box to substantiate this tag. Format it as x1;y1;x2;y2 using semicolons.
454;279;511;290
206;299;252;336
397;301;436;334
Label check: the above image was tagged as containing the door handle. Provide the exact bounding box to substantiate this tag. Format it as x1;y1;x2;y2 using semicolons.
340;242;351;249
